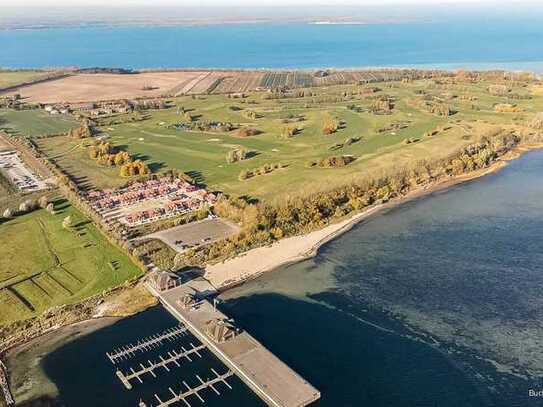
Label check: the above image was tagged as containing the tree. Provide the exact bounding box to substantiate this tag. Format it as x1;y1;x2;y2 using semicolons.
120;164;131;177
281;126;298;139
89;146;99;159
114;152;126;166
239;170;251;180
322;119;339;135
226;149;248;163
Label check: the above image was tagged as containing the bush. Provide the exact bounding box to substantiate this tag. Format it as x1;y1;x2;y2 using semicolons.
237;127;260;137
322;119;339;135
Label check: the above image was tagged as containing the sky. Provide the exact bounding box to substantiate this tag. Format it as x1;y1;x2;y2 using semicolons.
0;0;514;6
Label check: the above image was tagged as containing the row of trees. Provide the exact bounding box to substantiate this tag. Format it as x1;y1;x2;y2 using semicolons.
88;141;148;177
120;160;149;177
238;162;285;180
2;195;53;220
89;142;131;167
312;155;356;168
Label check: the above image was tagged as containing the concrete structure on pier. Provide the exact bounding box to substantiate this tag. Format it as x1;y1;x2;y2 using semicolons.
147;280;321;407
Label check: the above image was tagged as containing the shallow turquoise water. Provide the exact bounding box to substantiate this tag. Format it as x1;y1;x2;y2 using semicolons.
1;18;543;70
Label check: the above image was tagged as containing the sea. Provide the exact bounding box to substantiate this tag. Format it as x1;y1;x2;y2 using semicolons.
8;148;543;407
1;18;543;72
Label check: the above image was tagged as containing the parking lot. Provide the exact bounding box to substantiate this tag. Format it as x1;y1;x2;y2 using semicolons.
137;217;239;253
0;150;47;192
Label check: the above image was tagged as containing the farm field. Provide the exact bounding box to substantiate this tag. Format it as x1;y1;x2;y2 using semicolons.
0;199;143;325
0;70;58;90
34;77;539;200
0;109;79;137
2;69;434;104
3;71;216;103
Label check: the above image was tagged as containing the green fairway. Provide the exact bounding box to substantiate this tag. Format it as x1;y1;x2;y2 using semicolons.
0;199;143;325
37;78;539;200
0;109;79;138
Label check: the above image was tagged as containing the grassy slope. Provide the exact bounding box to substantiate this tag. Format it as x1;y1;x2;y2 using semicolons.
0;109;79;137
0;199;143;325
38;79;539;200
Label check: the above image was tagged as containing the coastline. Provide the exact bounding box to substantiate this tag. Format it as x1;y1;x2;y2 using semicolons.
1;143;541;407
204;144;543;290
2;317;120;407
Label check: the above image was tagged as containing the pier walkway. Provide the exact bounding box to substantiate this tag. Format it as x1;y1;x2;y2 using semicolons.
149;368;234;407
116;343;206;390
106;325;188;364
147;281;320;407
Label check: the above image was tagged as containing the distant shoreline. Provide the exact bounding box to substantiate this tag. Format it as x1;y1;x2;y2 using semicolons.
0;18;416;32
1;65;542;76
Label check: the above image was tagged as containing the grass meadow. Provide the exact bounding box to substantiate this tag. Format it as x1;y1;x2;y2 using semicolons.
0;109;79;138
0;199;143;325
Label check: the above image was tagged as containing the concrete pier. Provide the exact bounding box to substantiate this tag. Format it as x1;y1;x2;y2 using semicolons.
147;281;321;407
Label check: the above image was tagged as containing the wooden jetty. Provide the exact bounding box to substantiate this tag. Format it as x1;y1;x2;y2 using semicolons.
106;325;188;364
147;281;321;407
116;343;206;390
140;368;234;407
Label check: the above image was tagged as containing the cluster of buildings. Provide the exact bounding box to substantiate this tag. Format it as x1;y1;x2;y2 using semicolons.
0;94;23;109
44;105;70;115
42;98;168;118
87;177;216;227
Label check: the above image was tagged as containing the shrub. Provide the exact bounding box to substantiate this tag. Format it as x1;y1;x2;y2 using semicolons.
322;119;339;135
237;127;260;137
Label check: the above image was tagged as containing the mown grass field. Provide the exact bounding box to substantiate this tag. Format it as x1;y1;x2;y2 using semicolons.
0;109;79;138
38;79;540;201
0;199;143;325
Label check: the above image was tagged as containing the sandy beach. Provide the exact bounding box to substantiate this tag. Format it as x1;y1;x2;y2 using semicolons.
204;158;518;290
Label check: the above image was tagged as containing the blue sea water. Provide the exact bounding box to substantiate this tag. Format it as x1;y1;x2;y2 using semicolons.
1;18;543;71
